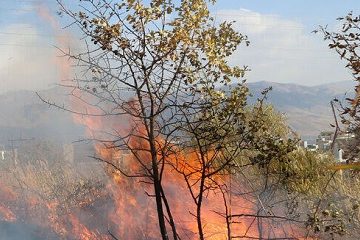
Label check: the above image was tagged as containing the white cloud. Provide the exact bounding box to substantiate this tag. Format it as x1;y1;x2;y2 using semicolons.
0;24;59;93
0;10;351;94
216;9;351;86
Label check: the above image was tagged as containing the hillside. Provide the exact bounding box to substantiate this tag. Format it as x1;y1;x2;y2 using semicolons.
248;80;354;139
0;80;354;145
0;88;84;147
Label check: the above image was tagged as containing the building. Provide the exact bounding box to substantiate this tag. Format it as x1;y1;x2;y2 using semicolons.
332;132;356;163
315;131;333;152
302;131;355;162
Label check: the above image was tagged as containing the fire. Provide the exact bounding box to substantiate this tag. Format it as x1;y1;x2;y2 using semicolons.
87;121;308;239
0;160;114;239
69;214;110;240
0;184;17;222
0;3;312;240
0;204;16;222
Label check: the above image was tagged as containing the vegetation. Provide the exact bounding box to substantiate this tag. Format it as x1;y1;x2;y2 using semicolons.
2;1;360;240
0;140;109;239
319;12;360;162
48;0;326;238
34;1;360;239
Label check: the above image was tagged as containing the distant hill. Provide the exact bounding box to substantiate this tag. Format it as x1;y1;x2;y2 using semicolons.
248;80;355;139
0;88;84;147
0;81;354;145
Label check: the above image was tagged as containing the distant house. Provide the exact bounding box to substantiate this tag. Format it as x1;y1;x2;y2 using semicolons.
316;131;333;152
298;140;308;149
301;131;355;162
0;145;18;165
306;144;318;151
332;132;356;162
301;131;332;152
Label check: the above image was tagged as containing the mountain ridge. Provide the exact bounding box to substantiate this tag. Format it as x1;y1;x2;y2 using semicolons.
0;80;354;144
247;80;354;138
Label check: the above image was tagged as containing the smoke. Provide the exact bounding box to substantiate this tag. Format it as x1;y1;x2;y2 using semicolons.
0;24;58;93
0;2;75;94
0;222;58;240
35;2;73;84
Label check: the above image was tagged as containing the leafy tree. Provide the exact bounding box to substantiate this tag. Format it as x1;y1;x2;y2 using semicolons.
170;82;301;239
318;12;360;162
51;0;248;239
318;12;360;115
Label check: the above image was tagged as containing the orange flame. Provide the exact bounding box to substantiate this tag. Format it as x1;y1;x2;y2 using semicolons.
0;203;16;222
0;183;17;222
69;214;110;240
89;121;308;239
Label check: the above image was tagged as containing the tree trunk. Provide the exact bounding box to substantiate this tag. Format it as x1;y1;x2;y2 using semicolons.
149;130;169;240
197;174;205;240
161;186;178;240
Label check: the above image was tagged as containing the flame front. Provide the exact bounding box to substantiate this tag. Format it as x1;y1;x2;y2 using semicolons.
88;119;308;239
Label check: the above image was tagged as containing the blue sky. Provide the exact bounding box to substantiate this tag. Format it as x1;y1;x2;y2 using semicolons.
0;0;359;93
215;1;360;25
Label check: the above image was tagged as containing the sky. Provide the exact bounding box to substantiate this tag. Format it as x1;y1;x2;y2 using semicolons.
0;0;360;93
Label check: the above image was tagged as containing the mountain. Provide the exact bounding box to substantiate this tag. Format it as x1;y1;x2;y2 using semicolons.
0;87;84;147
247;80;355;139
0;80;354;145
